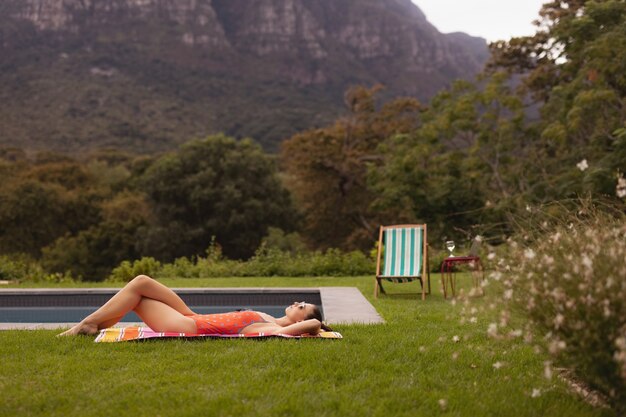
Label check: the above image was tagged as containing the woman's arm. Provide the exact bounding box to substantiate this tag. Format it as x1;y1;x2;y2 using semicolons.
274;319;322;336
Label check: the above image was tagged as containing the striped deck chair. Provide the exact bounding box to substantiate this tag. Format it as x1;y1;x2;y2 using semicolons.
375;224;431;300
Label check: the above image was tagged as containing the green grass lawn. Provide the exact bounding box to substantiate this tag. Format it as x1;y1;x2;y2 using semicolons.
0;275;614;417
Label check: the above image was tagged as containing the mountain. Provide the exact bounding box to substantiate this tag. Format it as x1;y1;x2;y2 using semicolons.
0;0;488;153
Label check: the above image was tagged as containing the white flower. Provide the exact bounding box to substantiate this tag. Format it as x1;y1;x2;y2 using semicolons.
554;314;564;329
469;316;478;324
551;287;565;302
524;332;534;344
487;252;496;261
509;329;523;338
500;310;510;327
548;340;567;354
492;361;504;369
531;388;541;398
544;361;553;380
468;287;481;297
524;249;536;260
617;173;626;198
487;322;498;337
504;289;513;300
438;399;447;410
581;254;593;269
452;335;460;343
576;159;589;171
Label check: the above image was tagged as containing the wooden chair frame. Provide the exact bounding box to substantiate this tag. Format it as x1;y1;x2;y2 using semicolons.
374;224;431;300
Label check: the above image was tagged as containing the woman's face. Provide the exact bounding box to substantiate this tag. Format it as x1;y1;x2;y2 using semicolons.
285;301;315;322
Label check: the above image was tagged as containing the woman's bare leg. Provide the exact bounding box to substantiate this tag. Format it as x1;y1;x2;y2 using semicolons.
133;298;197;333
58;275;195;336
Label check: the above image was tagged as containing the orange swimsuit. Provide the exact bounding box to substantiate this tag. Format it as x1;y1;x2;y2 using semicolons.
188;311;268;335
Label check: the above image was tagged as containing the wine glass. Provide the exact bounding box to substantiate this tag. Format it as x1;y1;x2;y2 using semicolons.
445;240;455;257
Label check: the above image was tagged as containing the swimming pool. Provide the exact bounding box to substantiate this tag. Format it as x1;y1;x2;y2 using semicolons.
0;288;323;323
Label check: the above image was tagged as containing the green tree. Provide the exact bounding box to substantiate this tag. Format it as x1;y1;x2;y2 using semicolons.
281;86;423;250
41;192;152;281
369;75;529;243
489;0;626;200
84;148;135;193
139;135;295;260
0;150;152;280
0;159;101;256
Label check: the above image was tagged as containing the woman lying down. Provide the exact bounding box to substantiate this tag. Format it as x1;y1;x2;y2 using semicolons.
58;275;332;337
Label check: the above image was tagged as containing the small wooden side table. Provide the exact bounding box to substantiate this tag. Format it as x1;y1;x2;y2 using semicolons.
440;256;484;298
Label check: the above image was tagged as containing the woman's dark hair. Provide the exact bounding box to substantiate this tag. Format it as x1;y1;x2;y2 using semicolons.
308;305;333;332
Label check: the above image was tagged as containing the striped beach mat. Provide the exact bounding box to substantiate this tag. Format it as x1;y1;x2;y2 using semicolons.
95;326;343;342
382;226;424;279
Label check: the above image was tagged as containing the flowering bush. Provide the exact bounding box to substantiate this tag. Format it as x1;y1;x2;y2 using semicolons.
488;205;626;412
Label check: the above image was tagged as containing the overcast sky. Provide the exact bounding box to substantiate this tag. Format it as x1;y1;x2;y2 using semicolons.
412;0;546;42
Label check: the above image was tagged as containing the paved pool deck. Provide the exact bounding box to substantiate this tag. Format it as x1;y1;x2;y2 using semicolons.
0;286;384;330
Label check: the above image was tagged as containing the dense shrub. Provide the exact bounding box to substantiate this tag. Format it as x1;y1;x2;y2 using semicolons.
0;255;39;281
487;205;626;412
108;247;375;280
261;227;307;254
428;249;449;273
0;254;74;283
108;257;162;282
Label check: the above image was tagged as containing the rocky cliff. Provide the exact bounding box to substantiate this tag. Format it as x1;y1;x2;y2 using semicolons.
0;0;488;152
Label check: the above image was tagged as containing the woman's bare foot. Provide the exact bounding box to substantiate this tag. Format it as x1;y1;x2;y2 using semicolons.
57;322;99;337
